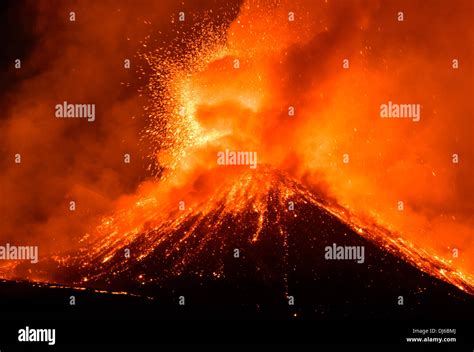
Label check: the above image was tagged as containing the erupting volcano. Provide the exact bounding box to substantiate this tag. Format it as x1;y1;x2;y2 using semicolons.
8;165;472;319
0;0;473;321
50;166;473;298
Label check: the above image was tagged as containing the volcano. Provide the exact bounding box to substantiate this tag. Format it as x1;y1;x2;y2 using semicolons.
12;167;473;318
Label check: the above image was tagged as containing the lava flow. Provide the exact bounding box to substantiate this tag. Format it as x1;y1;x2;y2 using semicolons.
42;166;472;298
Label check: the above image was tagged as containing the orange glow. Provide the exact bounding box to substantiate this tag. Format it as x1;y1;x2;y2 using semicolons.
0;0;472;294
138;0;474;290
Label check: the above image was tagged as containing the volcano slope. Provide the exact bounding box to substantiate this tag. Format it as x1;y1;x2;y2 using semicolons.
32;167;473;318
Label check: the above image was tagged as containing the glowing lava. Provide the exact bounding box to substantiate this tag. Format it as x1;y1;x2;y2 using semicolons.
51;167;473;296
